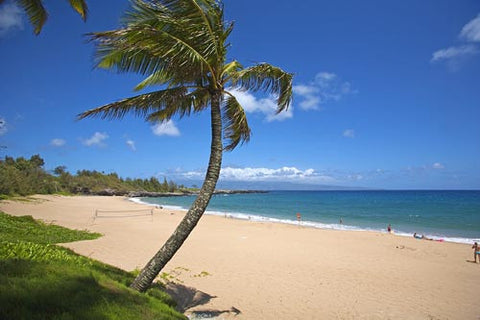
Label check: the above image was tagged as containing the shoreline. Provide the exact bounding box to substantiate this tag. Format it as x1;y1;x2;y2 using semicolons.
1;195;479;319
129;196;478;245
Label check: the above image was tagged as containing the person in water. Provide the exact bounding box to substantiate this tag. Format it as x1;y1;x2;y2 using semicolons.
387;224;392;233
472;242;480;263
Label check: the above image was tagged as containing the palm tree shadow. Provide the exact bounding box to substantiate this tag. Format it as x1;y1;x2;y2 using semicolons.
164;282;242;317
189;307;241;318
165;282;216;312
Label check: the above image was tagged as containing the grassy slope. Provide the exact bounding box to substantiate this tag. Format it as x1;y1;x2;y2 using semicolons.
0;212;186;320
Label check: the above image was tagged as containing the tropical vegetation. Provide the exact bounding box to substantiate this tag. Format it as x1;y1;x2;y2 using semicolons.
78;0;293;292
0;154;186;197
0;211;185;319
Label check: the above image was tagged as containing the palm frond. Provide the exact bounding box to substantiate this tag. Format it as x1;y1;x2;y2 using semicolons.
19;0;47;35
231;63;293;113
88;0;228;87
221;60;242;80
222;93;251;151
134;71;171;91
67;0;88;21
146;88;210;122
77;87;188;121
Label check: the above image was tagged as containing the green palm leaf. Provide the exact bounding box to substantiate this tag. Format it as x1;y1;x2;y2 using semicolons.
222;94;251;151
231;63;293;113
89;0;222;86
77;87;188;121
147;88;210;122
67;0;88;21
15;0;88;35
18;0;47;35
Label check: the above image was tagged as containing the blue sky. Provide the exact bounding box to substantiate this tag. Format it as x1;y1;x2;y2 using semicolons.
0;0;479;189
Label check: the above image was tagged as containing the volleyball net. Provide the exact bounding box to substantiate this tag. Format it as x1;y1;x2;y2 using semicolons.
92;208;154;222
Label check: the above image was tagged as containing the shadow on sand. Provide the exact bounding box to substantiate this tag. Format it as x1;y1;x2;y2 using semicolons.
165;282;241;318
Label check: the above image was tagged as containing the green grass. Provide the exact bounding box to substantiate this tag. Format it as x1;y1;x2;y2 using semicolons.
0;212;101;244
0;212;186;320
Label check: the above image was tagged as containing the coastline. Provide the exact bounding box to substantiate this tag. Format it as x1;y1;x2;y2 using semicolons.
130;195;479;245
1;195;479;319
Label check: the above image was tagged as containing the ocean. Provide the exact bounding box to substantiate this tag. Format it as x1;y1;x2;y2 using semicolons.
131;190;480;244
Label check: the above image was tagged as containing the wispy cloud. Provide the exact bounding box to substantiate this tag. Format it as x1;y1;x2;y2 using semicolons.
431;13;480;66
82;132;108;147
151;120;180;136
293;72;357;110
228;88;293;122
343;129;355;138
431;45;479;62
0;2;23;36
50;138;66;147
126;139;136;151
0;117;7;135
460;13;480;42
432;162;445;169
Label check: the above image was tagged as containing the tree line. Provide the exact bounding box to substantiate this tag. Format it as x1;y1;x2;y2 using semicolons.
0;154;186;197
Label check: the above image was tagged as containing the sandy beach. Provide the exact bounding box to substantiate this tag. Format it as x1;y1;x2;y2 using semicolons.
1;195;478;319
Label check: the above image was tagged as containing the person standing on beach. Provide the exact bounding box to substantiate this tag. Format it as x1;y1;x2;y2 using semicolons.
472;242;480;263
387;224;392;233
296;212;301;223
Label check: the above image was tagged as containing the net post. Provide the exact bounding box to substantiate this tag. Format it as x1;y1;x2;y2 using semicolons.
91;209;97;224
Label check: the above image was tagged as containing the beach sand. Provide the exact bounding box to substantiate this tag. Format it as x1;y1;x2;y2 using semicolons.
1;195;478;319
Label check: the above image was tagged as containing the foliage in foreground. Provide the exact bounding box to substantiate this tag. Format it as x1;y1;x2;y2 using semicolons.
0;212;186;320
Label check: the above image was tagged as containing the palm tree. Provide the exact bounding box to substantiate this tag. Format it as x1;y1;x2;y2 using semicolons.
0;0;88;34
78;0;293;293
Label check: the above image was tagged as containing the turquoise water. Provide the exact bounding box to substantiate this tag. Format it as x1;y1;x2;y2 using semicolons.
133;190;480;244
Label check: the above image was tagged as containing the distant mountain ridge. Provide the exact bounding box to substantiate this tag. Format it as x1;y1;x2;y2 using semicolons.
180;180;371;191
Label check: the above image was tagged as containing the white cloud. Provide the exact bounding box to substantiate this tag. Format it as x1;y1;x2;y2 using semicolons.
180;166;334;183
220;166;319;181
228;88;293;122
460;14;480;42
0;117;7;135
293;84;320;110
431;45;479;62
50;138;66;147
82;132;108;147
431;13;480;65
0;2;23;36
316;72;337;82
151;120;180;136
343;129;355;138
432;162;445;169
126;139;136;151
293;72;356;110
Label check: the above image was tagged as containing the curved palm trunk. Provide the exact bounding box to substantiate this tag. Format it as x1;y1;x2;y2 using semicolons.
130;93;223;292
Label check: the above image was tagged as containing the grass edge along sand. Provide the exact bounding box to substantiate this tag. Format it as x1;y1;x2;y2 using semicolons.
0;211;186;320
